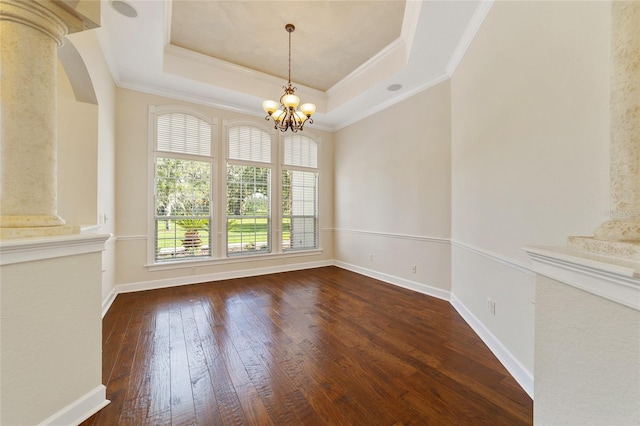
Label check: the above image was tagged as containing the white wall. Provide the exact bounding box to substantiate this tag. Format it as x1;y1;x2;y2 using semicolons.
334;80;451;298
450;0;611;391
535;275;640;425
114;88;334;289
0;247;105;425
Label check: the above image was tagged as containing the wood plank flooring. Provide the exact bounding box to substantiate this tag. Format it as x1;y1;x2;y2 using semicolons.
81;266;532;425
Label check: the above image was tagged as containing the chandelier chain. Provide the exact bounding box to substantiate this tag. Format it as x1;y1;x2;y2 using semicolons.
288;29;292;85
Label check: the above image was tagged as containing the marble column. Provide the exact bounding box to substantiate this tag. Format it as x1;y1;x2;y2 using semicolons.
594;1;640;243
0;0;97;238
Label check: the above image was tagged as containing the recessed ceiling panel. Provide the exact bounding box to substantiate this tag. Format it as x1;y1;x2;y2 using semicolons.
170;1;405;91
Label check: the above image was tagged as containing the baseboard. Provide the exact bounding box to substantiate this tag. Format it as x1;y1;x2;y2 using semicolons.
38;384;109;426
450;294;534;398
101;288;118;318
333;260;451;301
105;260;334;310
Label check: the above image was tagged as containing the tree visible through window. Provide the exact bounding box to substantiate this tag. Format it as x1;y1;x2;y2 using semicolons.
153;111;213;261
226;125;272;255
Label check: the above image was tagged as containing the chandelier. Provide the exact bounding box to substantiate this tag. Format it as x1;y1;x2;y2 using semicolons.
262;24;316;132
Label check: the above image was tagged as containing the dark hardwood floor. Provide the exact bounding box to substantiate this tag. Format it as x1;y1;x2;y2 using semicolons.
81;266;532;425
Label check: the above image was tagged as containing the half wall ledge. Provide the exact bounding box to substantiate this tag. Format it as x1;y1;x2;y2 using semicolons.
523;245;640;311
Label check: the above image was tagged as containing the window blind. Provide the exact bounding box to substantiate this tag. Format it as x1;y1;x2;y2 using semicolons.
228;125;271;163
283;134;317;168
157;112;211;156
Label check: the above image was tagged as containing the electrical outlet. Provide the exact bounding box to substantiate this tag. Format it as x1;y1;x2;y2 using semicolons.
411;265;417;273
368;253;373;261
487;297;496;315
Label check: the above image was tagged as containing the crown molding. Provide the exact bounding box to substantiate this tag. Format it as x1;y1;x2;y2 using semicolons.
165;43;281;82
163;43;327;110
163;43;324;101
400;0;423;57
117;76;335;133
117;76;264;116
163;0;172;46
326;37;408;111
446;0;494;76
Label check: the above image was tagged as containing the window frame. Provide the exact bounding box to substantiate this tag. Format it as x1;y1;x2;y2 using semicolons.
223;120;276;257
146;110;322;269
281;134;320;252
147;105;217;265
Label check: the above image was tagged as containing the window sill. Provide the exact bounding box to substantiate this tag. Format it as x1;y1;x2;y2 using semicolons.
145;249;324;272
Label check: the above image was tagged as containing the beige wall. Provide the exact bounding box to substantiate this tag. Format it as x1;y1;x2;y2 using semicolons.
449;0;611;383
60;29;118;302
535;275;640;425
0;251;104;425
57;60;98;226
115;88;334;287
333;81;451;296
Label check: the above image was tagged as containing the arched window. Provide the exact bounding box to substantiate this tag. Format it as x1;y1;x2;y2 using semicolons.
226;124;272;256
152;108;214;261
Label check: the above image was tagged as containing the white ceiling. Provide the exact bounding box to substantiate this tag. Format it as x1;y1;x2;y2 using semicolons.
98;0;492;131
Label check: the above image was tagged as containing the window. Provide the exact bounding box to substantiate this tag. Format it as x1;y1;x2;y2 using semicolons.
148;108;321;266
226;125;272;255
282;134;318;251
152;110;214;262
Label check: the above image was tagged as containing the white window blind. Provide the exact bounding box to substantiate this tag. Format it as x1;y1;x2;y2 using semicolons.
228;126;271;163
282;134;318;252
284;134;317;168
157;112;211;156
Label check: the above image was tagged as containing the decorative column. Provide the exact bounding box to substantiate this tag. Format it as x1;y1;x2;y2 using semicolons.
570;0;640;259
595;0;640;242
0;0;97;238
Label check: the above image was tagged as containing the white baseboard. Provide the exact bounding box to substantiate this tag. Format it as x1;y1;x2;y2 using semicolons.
104;260;334;309
38;384;109;426
333;260;451;301
450;294;534;398
101;288;118;318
